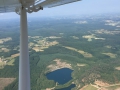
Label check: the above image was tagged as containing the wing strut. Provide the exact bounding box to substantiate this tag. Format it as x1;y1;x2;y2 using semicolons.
19;7;30;90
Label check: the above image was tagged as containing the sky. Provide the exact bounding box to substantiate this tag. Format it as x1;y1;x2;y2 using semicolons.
0;0;120;19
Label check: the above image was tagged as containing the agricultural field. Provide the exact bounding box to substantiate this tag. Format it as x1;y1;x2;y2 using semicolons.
0;13;120;90
0;78;15;90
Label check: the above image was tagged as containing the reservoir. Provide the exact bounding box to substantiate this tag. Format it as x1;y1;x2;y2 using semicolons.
46;68;73;84
46;68;75;90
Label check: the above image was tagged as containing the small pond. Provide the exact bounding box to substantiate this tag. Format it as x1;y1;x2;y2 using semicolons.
46;68;75;90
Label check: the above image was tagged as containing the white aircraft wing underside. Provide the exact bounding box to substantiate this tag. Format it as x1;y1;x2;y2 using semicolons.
0;0;20;13
0;0;81;13
36;0;81;8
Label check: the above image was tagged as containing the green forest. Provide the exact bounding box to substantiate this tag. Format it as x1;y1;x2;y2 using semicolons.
0;14;120;90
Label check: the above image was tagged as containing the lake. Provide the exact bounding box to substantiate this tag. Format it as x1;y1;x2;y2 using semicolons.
46;68;75;90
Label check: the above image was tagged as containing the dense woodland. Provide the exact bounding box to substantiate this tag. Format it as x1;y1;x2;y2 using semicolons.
0;14;120;90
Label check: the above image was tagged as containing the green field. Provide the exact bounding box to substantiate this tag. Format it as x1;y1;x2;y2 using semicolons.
7;59;15;65
83;85;97;90
0;14;120;90
106;85;120;90
0;62;4;69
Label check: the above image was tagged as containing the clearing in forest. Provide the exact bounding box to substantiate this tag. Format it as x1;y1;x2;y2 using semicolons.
0;37;12;44
80;85;97;90
63;46;93;58
115;67;120;70
102;53;117;58
11;53;20;58
32;40;58;52
1;48;9;52
82;34;105;41
47;59;72;72
0;78;15;90
7;59;15;66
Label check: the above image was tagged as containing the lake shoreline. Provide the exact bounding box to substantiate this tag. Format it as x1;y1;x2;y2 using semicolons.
46;68;75;90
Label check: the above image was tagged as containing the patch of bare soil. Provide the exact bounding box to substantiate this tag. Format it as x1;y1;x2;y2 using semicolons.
115;67;120;70
11;53;19;58
102;53;117;58
0;78;15;90
99;88;108;90
80;85;88;90
77;63;86;67
0;37;12;44
47;59;72;72
82;34;105;41
63;46;93;58
46;87;55;90
1;48;9;52
95;80;109;87
116;88;120;90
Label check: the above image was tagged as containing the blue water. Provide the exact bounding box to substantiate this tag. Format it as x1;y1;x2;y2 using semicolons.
46;68;73;84
46;68;75;90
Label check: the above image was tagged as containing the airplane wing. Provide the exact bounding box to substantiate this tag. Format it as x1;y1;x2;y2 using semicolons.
0;0;21;13
0;0;81;90
36;0;81;8
0;0;81;13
